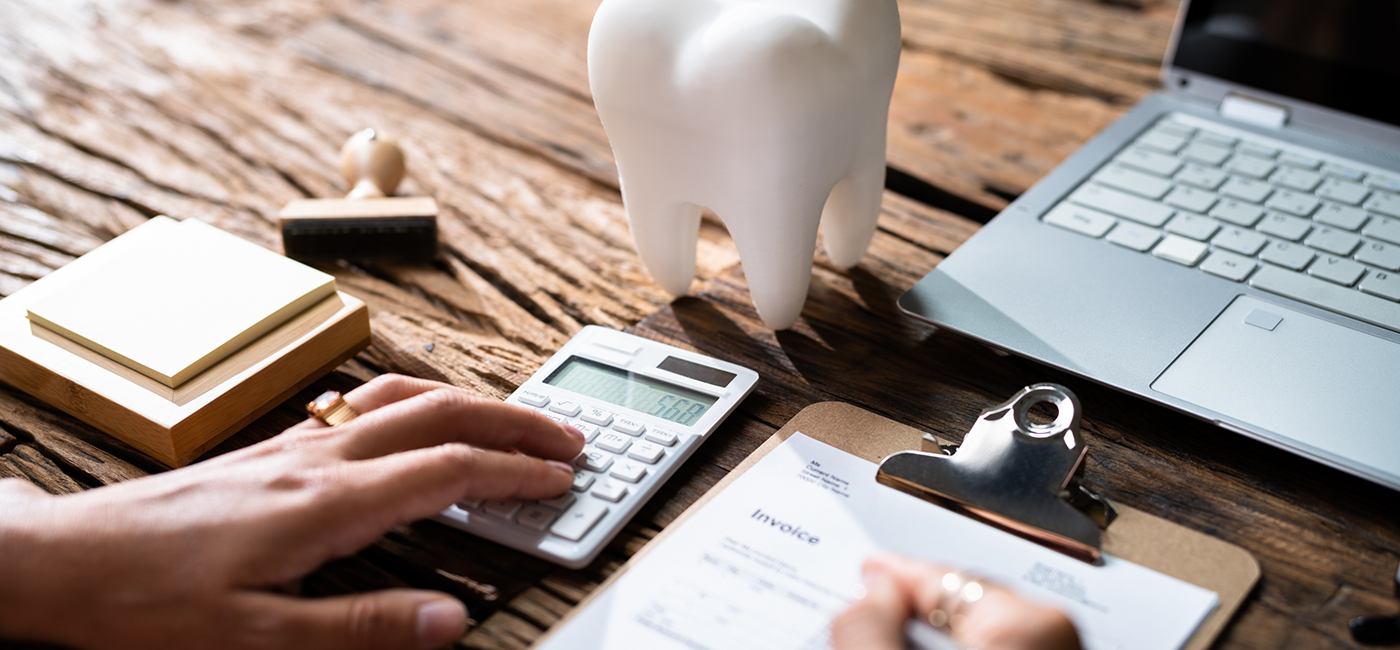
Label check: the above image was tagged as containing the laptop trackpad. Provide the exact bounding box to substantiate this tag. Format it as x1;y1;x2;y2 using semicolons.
1152;295;1400;478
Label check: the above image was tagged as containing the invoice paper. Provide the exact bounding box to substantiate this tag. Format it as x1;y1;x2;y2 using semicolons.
539;433;1219;650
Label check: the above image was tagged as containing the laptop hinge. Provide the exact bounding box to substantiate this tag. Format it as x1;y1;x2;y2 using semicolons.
1219;94;1289;129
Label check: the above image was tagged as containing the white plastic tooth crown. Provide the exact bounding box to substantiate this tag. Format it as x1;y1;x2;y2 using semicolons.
588;0;902;329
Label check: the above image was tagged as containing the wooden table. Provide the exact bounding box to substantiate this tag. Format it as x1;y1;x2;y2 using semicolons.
1;0;1397;647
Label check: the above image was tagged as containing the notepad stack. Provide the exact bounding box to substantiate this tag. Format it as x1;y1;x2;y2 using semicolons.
0;217;371;467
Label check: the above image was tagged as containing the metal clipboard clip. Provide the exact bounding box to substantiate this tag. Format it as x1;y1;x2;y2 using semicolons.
876;383;1117;564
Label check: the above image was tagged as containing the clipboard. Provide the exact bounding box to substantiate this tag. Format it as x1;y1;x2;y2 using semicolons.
536;399;1260;650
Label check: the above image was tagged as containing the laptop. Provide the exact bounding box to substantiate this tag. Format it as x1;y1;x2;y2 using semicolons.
899;0;1400;491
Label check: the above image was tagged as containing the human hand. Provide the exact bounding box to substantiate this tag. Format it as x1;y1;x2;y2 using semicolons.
831;554;1083;650
0;374;585;650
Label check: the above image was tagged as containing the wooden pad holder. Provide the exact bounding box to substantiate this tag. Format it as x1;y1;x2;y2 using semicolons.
0;220;370;468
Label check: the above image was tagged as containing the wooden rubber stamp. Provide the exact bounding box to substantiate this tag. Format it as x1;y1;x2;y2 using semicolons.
279;129;439;262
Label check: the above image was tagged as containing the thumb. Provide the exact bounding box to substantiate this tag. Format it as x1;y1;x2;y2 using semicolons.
831;564;908;650
233;589;468;650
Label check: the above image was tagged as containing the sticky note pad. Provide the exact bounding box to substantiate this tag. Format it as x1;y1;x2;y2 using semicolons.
27;217;336;388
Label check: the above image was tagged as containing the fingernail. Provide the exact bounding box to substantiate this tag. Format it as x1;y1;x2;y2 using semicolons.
564;425;585;439
546;459;575;475
416;598;467;649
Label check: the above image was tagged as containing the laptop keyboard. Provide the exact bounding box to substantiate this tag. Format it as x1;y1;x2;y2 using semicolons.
1044;114;1400;333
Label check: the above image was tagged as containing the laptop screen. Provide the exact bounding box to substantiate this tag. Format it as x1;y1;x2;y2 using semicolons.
1171;0;1400;127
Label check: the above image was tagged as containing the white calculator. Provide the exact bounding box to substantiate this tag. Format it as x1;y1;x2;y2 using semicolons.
433;326;759;568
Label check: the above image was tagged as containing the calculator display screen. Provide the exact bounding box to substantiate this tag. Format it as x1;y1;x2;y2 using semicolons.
544;356;717;426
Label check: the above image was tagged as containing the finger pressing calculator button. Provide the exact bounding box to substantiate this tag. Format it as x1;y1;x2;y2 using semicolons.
571;470;596;492
591;479;628;502
644;428;678;447
628;442;665;464
580;407;614;426
456;498;483;510
539;492;576;510
483;499;522;519
595;432;632;454
610;460;648;483
549;400;582;417
516;390;549;407
569;421;600;443
576;449;614;472
516;505;558;531
612;417;645;436
550;500;609;541
542;413;568;425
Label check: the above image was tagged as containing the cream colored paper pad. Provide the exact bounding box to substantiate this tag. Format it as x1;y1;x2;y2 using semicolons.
27;217;335;387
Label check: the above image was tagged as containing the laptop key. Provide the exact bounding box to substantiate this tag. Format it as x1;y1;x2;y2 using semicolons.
1164;213;1220;241
1315;203;1369;231
1305;228;1362;256
1093;164;1173;199
1212;227;1267;256
1197;132;1237;148
1257;212;1312;241
1105;222;1161;251
1265;189;1321;217
1224;155;1275;179
1250;265;1400;332
1308;256;1366;286
1360;272;1400;302
1278;152;1323;170
1136;130;1188;154
1182;141;1232;166
1363;191;1400;218
1163;186;1218;213
1116;147;1182;177
1356;240;1400;272
1269;166;1323;192
1174;163;1229;190
1155;121;1195;138
1200;251;1256;282
1260;242;1315;270
1315;178;1369;206
1364;216;1400;246
1070;185;1174;227
1322;163;1365;182
1152;235;1209;266
1218;176;1273;204
1210;200;1265;227
1236;141;1279;159
1043;203;1116;238
1366;175;1400;194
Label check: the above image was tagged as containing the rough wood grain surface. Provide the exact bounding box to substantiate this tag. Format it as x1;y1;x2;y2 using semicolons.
1;0;1397;649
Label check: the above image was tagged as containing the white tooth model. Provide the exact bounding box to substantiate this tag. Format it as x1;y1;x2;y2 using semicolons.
588;0;901;329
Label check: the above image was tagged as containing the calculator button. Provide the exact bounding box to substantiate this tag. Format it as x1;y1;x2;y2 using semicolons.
550;500;609;541
571;470;596;492
539;492;576;510
613;417;645;436
580;407;614;426
516;505;557;531
549;400;582;417
569;421;600;443
595;432;632;454
483;499;522;519
628;442;665;464
456;498;483;510
644;428;679;447
541;412;568;425
610;460;648;483
516;390;549;407
576;449;614;473
591;479;628;502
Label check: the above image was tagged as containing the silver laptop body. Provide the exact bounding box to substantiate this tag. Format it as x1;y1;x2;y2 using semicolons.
900;0;1400;490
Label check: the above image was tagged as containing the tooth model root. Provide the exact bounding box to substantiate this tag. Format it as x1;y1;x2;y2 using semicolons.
590;0;902;330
